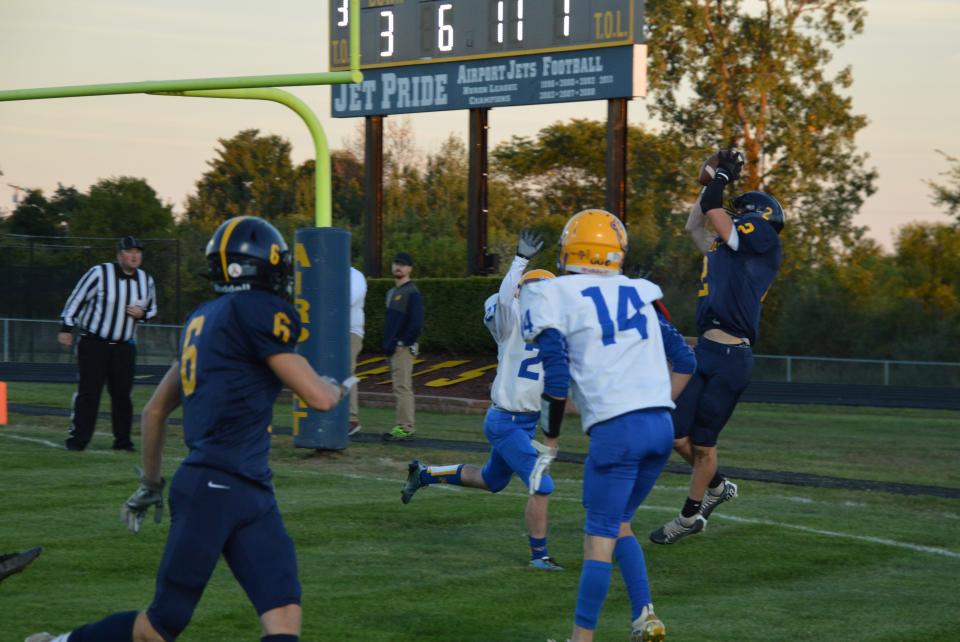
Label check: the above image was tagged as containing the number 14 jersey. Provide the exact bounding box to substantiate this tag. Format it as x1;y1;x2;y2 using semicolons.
520;274;673;432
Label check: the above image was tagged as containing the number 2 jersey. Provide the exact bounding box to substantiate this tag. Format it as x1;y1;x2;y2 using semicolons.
520;274;694;432
482;255;544;413
697;217;782;345
178;289;301;488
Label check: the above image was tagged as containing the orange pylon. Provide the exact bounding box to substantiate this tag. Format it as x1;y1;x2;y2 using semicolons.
0;381;7;426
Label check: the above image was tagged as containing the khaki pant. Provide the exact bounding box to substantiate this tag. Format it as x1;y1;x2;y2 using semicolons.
390;347;415;429
349;333;363;423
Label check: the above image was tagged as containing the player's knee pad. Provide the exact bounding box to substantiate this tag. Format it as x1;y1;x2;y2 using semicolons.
480;464;511;493
532;474;555;496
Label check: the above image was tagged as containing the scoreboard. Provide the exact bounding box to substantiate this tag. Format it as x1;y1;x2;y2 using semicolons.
329;0;647;117
329;0;645;70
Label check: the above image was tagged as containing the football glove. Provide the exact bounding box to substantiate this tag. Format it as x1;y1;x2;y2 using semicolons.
529;440;558;495
516;229;545;260
121;466;165;535
715;149;744;183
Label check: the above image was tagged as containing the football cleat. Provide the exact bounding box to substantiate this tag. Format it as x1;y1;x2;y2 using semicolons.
401;460;427;504
347;421;362;436
631;604;666;642
25;634;68;642
529;556;564;571
699;479;738;521
383;425;416;441
649;514;706;545
0;546;43;582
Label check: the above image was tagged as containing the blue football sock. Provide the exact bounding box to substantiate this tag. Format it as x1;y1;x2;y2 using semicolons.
573;560;612;630
262;635;299;642
68;610;138;642
420;464;464;486
615;535;652;620
529;536;549;560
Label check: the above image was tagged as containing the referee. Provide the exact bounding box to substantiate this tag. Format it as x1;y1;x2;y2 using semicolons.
57;235;157;452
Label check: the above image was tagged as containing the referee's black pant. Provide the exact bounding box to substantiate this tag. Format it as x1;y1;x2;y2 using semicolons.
66;335;136;451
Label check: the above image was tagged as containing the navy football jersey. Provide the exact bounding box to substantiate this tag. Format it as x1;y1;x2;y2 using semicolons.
178;289;301;487
696;217;782;345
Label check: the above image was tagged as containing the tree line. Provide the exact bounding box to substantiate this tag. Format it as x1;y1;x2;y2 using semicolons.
1;0;958;360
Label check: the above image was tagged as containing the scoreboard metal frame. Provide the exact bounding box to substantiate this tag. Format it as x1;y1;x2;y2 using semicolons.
329;0;645;71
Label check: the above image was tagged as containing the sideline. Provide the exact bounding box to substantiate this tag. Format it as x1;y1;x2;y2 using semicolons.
7;401;960;499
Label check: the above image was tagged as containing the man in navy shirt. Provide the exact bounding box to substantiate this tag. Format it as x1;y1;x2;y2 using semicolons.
650;150;785;545
382;252;424;441
29;216;356;642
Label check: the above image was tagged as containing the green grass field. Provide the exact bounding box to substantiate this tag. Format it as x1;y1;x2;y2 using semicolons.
1;383;959;641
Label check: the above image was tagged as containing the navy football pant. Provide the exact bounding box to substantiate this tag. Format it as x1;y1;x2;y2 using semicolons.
672;337;754;447
147;465;301;641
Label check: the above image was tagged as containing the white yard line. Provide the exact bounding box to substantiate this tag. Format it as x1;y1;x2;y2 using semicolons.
3;430;959;560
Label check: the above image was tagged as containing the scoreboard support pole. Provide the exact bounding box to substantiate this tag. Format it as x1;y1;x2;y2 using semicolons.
467;108;492;276
606;98;629;224
364;115;385;278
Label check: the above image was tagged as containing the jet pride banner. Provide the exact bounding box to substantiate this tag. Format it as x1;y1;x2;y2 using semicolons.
331;45;645;118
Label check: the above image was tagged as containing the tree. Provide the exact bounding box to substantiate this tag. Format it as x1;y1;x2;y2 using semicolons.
71;177;174;239
928;150;960;223
646;0;877;264
3;184;80;237
184;129;299;236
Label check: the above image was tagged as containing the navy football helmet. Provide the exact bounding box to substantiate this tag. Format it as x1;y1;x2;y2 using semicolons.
731;191;785;234
205;216;292;297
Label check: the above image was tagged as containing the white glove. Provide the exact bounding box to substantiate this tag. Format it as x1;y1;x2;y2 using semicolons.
529;440;558;495
121;466;165;535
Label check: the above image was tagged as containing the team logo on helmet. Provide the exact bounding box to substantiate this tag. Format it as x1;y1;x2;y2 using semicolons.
205;216;292;297
557;209;627;274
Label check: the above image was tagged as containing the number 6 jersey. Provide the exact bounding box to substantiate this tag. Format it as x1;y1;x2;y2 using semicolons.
520;274;677;432
178;289;301;487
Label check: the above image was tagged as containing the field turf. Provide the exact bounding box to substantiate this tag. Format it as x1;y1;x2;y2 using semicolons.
1;383;958;641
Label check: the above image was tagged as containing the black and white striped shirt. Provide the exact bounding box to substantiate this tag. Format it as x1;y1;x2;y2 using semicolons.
60;263;158;343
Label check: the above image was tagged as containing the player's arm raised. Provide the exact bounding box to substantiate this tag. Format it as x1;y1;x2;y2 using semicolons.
267;352;357;411
699;149;744;246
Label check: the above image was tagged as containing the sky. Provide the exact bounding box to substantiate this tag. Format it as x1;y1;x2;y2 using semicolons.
0;0;957;251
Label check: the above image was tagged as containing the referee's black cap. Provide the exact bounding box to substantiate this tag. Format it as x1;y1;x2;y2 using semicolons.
118;236;144;250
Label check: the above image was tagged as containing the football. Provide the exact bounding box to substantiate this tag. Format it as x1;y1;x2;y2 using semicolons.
698;153;720;186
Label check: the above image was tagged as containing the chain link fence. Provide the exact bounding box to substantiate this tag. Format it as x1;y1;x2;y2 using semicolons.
2;318;959;388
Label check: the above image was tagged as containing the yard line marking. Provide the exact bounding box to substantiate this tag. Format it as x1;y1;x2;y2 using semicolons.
283;467;960;561
5;430;959;560
0;432;116;454
711;513;960;559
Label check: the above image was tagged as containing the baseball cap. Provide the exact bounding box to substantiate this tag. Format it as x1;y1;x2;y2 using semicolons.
393;252;413;266
118;236;144;250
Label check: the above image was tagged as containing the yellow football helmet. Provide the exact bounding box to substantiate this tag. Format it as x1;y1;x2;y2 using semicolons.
557;209;627;274
518;269;556;288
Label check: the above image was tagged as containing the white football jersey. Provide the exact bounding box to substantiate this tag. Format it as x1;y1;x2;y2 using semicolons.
520;273;673;431
483;256;544;412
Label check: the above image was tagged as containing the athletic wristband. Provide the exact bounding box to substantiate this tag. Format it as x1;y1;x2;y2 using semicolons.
699;175;728;212
540;394;566;439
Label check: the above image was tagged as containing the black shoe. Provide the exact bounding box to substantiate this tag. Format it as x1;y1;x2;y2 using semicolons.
64;440;85;451
112;444;136;452
0;546;43;582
